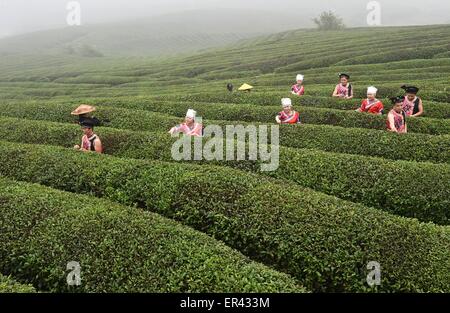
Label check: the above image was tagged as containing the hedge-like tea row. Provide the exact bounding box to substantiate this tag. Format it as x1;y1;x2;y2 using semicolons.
3;105;449;164
307;57;450;74
93;97;450;135
0;141;448;292
0;177;303;293
255;69;450;88
66;95;450;135
0;274;36;293
168;26;450;68
0;101;182;132
2;96;449;136
149;93;450;120
273;41;450;73
276;124;450;164
335;44;450;66
1;116;449;224
301;85;450;103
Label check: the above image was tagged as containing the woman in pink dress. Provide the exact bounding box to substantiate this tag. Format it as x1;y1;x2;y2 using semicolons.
276;98;301;124
401;85;424;117
291;74;305;96
333;73;354;99
74;118;103;154
169;109;203;137
387;96;407;134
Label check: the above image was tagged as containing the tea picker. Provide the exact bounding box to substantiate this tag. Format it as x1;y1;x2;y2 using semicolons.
276;98;301;124
333;73;354;99
401;85;424;117
73;117;104;154
356;86;384;115
169;109;203;137
387;96;408;134
291;74;305;96
71;105;103;154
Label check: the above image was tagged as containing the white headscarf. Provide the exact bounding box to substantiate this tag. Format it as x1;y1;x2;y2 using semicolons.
281;98;292;108
367;86;378;95
186;109;197;119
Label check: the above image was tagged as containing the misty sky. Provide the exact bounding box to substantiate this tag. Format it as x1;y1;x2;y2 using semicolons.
1;0;450;38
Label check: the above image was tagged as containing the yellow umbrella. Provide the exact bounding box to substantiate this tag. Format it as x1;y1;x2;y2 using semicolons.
238;83;253;91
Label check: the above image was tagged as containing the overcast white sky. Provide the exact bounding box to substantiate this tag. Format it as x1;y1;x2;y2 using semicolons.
1;0;450;37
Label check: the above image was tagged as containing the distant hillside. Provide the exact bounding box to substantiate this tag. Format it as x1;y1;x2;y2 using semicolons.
0;9;313;57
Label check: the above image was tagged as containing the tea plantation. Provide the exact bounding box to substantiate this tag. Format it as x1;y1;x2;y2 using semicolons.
0;25;449;293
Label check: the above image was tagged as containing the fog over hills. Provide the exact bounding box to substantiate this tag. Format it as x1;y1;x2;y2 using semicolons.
0;0;449;57
0;9;314;56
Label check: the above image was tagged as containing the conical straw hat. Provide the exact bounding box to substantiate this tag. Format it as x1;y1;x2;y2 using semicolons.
71;105;96;116
238;83;253;91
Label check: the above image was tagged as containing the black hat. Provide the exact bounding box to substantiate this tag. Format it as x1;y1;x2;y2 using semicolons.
79;116;101;127
401;85;419;94
390;96;405;104
339;73;350;79
79;117;97;128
